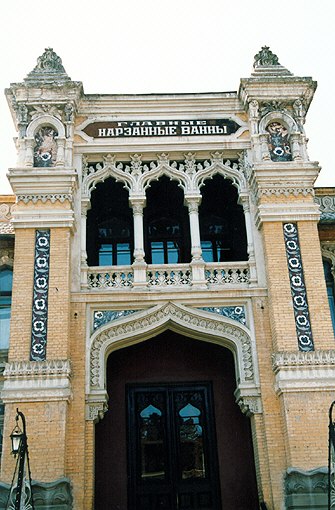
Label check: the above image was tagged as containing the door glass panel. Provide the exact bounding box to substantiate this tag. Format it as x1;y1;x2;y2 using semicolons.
178;403;206;479
139;403;166;480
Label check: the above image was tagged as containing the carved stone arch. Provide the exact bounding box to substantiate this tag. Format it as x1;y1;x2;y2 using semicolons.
86;302;261;421
195;161;247;194
259;111;298;136
139;161;188;194
26;115;65;139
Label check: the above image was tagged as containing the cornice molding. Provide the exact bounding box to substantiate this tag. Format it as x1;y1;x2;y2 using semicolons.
2;359;72;402
272;350;335;394
255;202;320;228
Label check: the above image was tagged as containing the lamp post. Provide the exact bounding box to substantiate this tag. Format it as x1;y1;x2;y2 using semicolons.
8;408;34;510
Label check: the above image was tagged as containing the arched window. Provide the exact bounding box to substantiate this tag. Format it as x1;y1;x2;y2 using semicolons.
87;177;133;266
323;258;335;333
0;268;13;350
199;175;247;262
144;177;191;264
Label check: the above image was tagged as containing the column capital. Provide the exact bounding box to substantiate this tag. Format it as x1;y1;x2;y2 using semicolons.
129;196;146;211
184;194;202;211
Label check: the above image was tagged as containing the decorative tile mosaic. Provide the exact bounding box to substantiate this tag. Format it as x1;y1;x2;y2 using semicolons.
93;310;138;331
198;306;246;325
34;127;58;167
283;223;314;351
31;230;50;361
266;121;292;162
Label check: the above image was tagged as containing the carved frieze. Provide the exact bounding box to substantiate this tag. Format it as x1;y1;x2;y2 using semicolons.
82;152;247;200
315;194;335;221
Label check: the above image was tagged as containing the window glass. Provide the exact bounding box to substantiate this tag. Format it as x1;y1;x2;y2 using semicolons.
324;259;335;333
0;269;13;350
151;242;165;265
167;242;179;264
201;241;214;263
99;244;113;266
116;243;131;266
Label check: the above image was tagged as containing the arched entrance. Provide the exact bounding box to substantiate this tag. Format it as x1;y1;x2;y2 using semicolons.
94;330;259;509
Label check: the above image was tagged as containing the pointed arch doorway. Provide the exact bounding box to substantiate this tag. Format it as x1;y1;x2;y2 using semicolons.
95;330;259;510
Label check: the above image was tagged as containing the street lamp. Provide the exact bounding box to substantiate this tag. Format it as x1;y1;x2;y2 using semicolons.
8;409;34;510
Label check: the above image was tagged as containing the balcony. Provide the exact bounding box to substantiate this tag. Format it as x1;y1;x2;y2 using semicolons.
85;261;253;291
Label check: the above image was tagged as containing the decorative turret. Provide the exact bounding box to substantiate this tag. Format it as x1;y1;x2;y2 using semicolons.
239;46;317;166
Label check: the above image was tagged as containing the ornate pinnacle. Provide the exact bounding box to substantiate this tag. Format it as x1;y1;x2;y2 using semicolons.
25;48;71;83
253;46;280;68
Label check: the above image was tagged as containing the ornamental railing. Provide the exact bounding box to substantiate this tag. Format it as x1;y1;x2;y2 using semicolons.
328;401;335;509
147;264;192;287
205;262;250;285
86;261;251;289
88;266;134;289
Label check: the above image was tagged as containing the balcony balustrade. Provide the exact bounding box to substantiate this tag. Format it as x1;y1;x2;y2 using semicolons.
86;261;252;290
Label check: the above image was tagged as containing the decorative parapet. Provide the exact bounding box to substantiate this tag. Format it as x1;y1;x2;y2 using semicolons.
315;194;335;222
284;467;328;510
1;360;72;403
272;350;335;394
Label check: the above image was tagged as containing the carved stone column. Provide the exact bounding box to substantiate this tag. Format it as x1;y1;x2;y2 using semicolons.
259;133;271;161
290;132;302;160
129;196;147;287
185;194;206;287
55;136;66;166
239;194;257;284
25;137;35;167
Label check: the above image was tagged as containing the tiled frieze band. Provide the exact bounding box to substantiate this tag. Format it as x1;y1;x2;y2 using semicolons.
31;229;50;361
93;309;138;331
283;222;314;351
198;306;246;325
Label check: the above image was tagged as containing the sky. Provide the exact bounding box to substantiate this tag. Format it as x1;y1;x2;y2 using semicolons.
0;0;334;194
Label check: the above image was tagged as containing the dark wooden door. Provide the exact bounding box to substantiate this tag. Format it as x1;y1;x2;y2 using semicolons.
127;383;222;510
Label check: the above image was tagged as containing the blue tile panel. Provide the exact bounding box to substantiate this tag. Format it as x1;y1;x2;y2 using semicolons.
31;230;50;361
198;306;246;325
283;223;314;351
93;310;138;331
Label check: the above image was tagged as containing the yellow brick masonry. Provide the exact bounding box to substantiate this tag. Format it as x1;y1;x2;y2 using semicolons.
1;223;72;483
8;228;35;361
262;222;297;352
251;298;287;509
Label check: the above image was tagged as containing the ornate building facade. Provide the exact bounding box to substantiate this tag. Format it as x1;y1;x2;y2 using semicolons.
0;47;334;509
